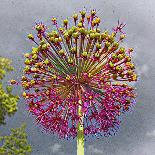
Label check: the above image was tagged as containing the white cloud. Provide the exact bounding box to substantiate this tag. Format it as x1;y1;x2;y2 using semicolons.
132;142;155;155
87;145;103;155
49;143;62;153
146;130;155;137
136;64;149;77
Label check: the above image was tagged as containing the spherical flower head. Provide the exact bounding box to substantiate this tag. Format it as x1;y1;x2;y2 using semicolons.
22;10;137;139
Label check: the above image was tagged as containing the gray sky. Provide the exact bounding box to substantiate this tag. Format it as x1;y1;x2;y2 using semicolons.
0;0;155;155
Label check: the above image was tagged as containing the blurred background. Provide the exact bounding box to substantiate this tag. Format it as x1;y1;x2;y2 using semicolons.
0;0;155;154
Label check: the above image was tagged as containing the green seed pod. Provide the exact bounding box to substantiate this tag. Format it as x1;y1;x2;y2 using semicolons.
59;49;65;55
63;19;68;25
40;40;46;45
24;53;30;58
94;32;100;39
68;57;73;64
112;54;117;59
44;59;49;65
82;51;88;57
68;29;73;36
52;30;59;37
47;32;53;37
54;38;59;43
127;70;133;75
116;66;122;71
80;11;86;16
42;44;48;50
109;61;114;68
73;14;78;20
96;43;102;49
94;52;100;58
71;26;77;32
105;41;111;47
72;32;79;39
64;32;69;39
33;74;40;78
108;35;115;43
119;47;125;53
91;10;96;16
32;54;38;60
32;47;39;54
90;33;95;40
101;32;107;39
49;37;55;42
79;27;86;34
125;56;131;62
89;29;95;34
118;54;124;60
77;22;83;28
27;34;34;40
35;25;42;31
120;34;126;40
30;80;35;85
113;42;119;48
70;47;76;53
24;59;31;65
129;48;134;52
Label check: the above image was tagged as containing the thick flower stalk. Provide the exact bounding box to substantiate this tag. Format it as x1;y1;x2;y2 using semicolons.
17;9;137;155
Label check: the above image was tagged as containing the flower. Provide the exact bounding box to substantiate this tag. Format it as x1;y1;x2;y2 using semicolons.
21;10;137;139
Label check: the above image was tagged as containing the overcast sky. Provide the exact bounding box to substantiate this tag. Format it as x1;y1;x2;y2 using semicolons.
0;0;155;155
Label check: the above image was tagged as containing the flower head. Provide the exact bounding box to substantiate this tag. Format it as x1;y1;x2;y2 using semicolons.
21;10;137;139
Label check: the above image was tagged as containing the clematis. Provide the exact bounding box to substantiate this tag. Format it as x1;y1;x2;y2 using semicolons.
14;9;137;155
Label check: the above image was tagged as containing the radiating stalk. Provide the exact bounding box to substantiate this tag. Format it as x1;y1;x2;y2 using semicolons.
77;99;84;155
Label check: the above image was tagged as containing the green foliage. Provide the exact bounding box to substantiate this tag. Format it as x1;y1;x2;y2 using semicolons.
0;124;32;155
0;57;14;80
0;57;19;125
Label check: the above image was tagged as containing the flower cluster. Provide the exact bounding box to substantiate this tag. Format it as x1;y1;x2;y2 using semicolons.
20;9;137;139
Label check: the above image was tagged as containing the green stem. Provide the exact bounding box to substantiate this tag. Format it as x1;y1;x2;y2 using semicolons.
77;99;84;155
